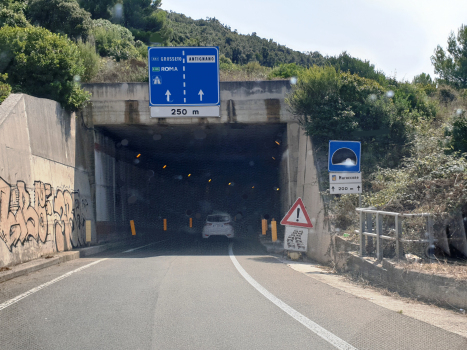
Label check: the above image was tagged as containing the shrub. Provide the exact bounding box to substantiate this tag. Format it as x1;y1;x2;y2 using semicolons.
0;25;90;110
268;63;304;79
76;40;101;82
91;19;140;61
0;73;11;103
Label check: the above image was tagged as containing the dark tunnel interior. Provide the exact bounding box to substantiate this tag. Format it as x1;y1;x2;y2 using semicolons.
97;123;287;240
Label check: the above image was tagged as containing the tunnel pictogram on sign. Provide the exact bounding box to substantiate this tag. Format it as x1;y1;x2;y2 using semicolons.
280;198;313;228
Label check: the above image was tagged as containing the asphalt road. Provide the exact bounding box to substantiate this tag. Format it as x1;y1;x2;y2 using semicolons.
0;233;466;350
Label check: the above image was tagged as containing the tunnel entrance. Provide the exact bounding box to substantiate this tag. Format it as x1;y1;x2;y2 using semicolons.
96;123;287;241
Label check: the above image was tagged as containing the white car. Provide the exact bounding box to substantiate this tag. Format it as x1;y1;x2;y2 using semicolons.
202;213;235;239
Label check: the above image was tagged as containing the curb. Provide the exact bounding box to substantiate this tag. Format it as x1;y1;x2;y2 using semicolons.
259;236;285;254
0;251;79;284
0;240;133;284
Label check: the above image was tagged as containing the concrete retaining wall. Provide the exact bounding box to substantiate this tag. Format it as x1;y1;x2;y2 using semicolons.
0;94;96;267
333;236;467;309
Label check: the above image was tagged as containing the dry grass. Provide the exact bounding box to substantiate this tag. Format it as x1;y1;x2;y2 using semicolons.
400;259;467;280
220;69;272;81
89;58;148;83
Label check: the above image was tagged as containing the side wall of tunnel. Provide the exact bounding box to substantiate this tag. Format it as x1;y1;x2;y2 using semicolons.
281;123;331;264
92;132;163;242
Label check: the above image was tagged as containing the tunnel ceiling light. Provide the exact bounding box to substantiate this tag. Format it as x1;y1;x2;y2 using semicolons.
136;154;141;158
252;186;255;189
272;157;276;160
163;165;167;169
228;183;231;186
188;174;191;177
275;141;280;145
208;179;212;182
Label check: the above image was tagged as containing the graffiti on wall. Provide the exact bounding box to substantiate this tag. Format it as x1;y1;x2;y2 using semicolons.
0;177;89;252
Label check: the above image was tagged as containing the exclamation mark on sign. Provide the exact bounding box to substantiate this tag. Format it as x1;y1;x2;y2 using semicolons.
296;208;300;222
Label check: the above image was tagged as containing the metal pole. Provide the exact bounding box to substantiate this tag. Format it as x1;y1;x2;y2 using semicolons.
376;213;382;260
359;211;365;257
395;215;400;260
427;216;434;261
366;212;373;255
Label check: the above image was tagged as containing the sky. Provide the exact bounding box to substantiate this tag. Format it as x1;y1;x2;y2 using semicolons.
162;0;467;81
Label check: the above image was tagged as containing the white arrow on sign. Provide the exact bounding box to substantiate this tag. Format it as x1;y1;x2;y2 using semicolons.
198;90;204;101
165;90;171;102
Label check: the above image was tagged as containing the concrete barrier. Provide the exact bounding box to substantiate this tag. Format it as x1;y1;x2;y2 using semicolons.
333;236;467;309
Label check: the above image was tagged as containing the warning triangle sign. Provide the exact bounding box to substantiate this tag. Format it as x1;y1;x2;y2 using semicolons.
280;198;313;228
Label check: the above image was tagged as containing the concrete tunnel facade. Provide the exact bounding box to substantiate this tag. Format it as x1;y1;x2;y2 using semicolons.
0;80;332;268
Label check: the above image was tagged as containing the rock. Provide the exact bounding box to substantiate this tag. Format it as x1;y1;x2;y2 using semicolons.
405;253;422;263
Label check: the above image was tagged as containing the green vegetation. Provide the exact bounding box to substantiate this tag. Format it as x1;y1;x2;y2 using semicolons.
91;18;139;61
432;24;467;89
0;0;28;27
268;63;305;79
0;73;11;103
0;26;89;110
27;0;93;40
167;12;324;67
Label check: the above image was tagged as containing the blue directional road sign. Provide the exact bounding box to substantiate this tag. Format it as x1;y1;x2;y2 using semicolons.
328;141;361;172
148;47;219;107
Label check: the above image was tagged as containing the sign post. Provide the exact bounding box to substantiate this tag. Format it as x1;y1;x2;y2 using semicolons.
148;47;220;118
280;198;313;252
328;141;362;195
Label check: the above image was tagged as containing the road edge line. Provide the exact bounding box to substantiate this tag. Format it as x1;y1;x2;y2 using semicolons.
228;243;357;350
122;239;171;253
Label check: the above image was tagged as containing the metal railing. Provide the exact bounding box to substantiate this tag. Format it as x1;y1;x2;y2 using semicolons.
356;208;435;260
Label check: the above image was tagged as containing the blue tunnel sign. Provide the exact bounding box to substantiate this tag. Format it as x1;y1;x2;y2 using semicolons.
328;141;361;172
148;46;220;107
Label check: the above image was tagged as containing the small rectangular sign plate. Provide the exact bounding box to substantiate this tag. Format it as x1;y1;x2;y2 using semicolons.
330;182;362;194
150;106;220;118
329;172;362;184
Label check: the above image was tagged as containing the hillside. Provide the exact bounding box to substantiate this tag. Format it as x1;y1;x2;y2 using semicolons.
166;12;325;68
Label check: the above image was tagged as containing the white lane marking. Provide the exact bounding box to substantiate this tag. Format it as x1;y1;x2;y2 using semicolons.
228;243;357;350
122;239;170;253
0;259;108;312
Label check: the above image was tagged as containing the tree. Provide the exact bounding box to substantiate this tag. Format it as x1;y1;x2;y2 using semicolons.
326;51;387;85
286;66;357;142
0;0;29;27
122;0;163;31
78;0;116;20
431;24;467;88
0;25;90;110
27;0;92;40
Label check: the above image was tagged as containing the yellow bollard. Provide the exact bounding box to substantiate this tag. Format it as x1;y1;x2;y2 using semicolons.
189;217;193;228
130;220;136;236
163;219;167;231
86;220;92;242
271;218;277;242
262;218;267;236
